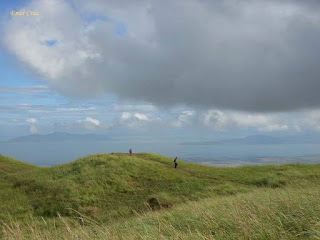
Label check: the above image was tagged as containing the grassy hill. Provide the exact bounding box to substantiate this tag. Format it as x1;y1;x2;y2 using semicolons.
1;153;320;239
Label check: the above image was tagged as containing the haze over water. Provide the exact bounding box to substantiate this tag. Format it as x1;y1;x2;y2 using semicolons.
2;139;320;166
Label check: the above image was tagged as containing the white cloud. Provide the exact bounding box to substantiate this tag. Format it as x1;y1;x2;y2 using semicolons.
202;110;292;132
77;117;100;129
4;0;320;111
120;112;149;121
179;111;194;120
26;118;40;134
295;110;320;132
26;118;38;123
76;117;104;130
171;110;195;128
121;112;131;121
3;0;100;94
113;104;156;112
56;107;96;112
119;112;151;129
29;125;39;134
84;117;100;126
258;124;290;132
134;113;149;121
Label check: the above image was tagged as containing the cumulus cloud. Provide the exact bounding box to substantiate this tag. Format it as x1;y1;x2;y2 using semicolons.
29;125;39;134
119;112;152;129
171;110;195;128
120;112;149;121
26;118;39;134
295;110;320;132
76;117;101;130
134;113;149;121
202;110;292;132
56;107;96;112
26;118;38;124
3;0;320;112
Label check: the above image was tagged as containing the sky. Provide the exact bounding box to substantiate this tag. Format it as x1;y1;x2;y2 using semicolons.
1;0;320;140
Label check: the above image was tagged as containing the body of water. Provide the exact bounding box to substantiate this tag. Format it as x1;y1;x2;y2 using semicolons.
1;139;320;166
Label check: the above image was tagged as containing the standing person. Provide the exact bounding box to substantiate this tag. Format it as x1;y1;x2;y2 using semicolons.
129;148;133;155
174;157;178;168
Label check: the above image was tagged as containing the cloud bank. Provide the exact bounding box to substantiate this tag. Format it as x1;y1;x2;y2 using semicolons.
3;0;320;111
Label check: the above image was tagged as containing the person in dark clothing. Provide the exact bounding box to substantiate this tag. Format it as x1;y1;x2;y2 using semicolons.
174;157;178;168
129;148;133;155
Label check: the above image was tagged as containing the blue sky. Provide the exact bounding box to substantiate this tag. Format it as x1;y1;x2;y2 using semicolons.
1;0;320;141
0;0;26;12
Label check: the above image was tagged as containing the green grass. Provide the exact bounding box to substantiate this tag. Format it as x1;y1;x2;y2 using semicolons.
1;153;320;239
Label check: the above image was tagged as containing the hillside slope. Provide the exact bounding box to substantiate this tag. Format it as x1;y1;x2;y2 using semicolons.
2;153;243;220
2;153;320;239
0;155;38;221
6;186;319;240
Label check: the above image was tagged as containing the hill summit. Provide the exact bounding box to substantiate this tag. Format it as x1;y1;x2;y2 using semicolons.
2;153;320;239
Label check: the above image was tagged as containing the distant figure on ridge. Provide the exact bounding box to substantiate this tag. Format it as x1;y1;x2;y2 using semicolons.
129;148;133;155
174;157;178;168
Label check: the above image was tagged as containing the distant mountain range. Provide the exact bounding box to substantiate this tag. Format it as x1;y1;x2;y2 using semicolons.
8;132;320;145
9;132;110;142
181;134;320;145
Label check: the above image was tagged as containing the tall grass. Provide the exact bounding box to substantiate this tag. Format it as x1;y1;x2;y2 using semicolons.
3;186;320;239
2;153;320;239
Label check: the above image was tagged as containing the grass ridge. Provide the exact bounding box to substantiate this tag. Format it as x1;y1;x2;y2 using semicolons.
1;153;320;239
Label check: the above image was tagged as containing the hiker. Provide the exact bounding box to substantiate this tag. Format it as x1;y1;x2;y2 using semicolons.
129;148;133;155
174;157;178;168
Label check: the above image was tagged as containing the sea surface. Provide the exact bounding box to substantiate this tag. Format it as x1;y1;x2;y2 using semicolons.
1;138;320;166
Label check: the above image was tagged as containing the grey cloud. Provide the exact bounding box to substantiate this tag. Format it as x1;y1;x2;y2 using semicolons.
3;0;320;112
113;104;156;112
